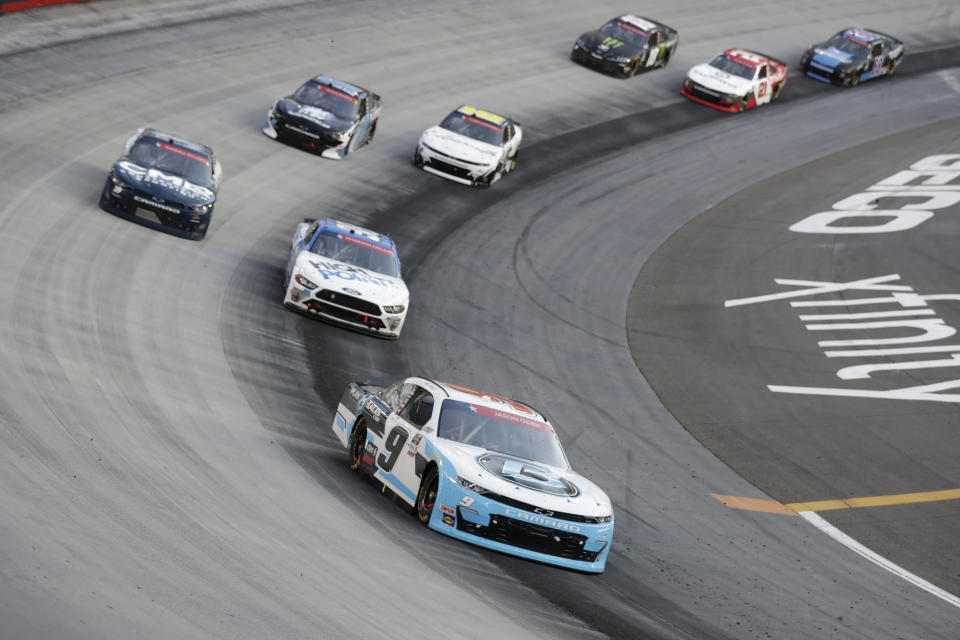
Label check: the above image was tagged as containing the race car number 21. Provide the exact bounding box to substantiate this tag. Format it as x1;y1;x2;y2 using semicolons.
377;426;409;472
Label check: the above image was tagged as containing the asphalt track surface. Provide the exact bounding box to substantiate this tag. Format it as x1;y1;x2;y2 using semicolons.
1;1;959;639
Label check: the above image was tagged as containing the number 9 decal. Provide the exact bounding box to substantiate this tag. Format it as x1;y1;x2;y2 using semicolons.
377;426;409;472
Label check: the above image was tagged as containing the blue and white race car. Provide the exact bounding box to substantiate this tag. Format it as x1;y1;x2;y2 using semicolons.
799;28;903;87
332;377;614;572
283;218;408;338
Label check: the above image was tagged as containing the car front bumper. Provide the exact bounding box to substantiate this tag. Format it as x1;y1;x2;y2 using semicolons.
413;145;498;187
99;178;211;240
430;470;613;573
283;281;404;339
263;112;350;159
570;46;632;76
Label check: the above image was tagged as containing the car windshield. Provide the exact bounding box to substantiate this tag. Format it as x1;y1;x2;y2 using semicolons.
293;82;360;120
438;112;503;146
598;19;647;46
308;229;399;277
127;139;212;186
708;54;756;80
437;399;567;468
824;34;870;59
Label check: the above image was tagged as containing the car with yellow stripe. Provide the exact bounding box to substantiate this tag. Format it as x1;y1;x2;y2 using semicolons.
413;105;522;187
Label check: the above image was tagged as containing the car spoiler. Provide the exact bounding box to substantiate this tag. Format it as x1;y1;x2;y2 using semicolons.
751;52;789;68
658;22;679;39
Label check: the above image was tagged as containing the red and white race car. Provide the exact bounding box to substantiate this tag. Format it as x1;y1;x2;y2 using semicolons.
681;49;788;113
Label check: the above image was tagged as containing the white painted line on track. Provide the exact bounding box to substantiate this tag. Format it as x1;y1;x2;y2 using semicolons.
940;70;960;95
799;511;960;611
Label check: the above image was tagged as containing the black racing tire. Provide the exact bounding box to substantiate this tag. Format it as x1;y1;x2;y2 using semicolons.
850;71;861;87
415;465;439;524
738;93;751;112
887;60;897;76
662;49;671;67
630;57;643;77
367;121;378;144
772;81;784;100
348;418;367;472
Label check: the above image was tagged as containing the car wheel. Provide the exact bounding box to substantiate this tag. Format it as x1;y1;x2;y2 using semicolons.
348;418;367;472
772;81;784;100
416;465;439;524
850;71;861;87
366;121;378;145
508;150;519;173
887;60;896;76
738;93;751;112
630;57;643;77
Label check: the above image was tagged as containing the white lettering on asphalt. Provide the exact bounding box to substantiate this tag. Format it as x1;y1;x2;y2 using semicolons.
725;274;960;402
790;154;960;234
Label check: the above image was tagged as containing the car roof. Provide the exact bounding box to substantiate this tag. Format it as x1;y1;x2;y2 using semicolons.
315;218;397;253
140;129;213;158
616;14;658;33
432;380;548;423
311;76;365;98
722;48;770;68
454;105;509;127
840;28;883;45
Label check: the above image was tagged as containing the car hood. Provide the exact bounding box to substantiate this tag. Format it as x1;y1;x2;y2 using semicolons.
276;98;353;133
419;126;501;165
810;45;857;70
434;439;612;517
114;160;215;205
576;30;643;59
687;63;753;95
296;253;408;304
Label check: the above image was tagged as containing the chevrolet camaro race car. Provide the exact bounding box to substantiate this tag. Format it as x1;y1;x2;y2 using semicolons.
99;128;222;240
800;28;904;86
263;76;381;159
413;106;522;187
332;377;615;572
681;49;788;113
283;218;409;338
571;14;679;77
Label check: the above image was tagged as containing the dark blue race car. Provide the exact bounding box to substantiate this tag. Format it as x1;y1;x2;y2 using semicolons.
800;28;903;87
99;128;222;240
263;76;382;159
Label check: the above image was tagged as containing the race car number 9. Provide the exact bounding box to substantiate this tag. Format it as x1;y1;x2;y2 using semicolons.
377;426;409;472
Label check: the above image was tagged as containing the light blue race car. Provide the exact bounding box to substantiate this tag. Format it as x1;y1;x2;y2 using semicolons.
332;377;615;572
799;28;904;87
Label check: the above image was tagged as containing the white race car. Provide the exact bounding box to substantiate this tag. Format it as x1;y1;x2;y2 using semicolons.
333;377;615;572
413;106;522;187
283;218;409;339
681;48;788;113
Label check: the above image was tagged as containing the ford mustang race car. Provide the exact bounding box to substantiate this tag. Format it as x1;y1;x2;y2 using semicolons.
800;28;904;86
332;377;614;572
283;218;408;338
571;14;679;77
263;76;381;159
99;128;222;240
681;49;788;113
413;106;522;187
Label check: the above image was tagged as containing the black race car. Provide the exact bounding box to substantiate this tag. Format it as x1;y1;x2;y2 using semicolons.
571;14;679;78
800;28;904;87
99;128;222;240
263;75;382;159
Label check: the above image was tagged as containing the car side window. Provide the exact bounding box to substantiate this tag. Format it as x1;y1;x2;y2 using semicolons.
303;221;319;246
379;381;403;411
871;43;882;57
400;387;435;427
758;65;767;79
648;31;659;47
357;97;367;118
